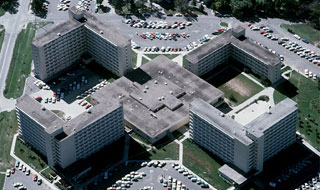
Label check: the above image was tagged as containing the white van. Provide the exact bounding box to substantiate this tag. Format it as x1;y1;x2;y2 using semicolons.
294;34;301;40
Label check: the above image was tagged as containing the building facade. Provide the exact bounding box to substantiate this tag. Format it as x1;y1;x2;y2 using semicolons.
185;27;281;84
32;7;132;81
16;95;124;168
189;98;297;185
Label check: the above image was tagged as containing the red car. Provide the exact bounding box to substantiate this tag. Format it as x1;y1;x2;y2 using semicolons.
33;174;38;181
177;21;182;25
217;28;224;32
260;30;267;34
11;168;15;174
85;104;91;109
53;92;57;97
140;34;146;39
248;23;252;27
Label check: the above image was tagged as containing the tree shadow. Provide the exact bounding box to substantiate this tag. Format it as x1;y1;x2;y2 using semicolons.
1;0;20;14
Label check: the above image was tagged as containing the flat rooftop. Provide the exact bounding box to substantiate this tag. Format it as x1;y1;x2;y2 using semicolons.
32;7;130;48
190;98;253;145
16;94;121;136
246;98;297;137
185;29;280;66
91;55;224;139
218;164;247;185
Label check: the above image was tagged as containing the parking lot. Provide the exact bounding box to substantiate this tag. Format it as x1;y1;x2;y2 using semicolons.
28;62;116;120
4;167;52;190
90;161;211;190
244;23;320;75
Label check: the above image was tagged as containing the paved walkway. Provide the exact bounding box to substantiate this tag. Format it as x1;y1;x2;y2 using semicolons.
228;87;275;116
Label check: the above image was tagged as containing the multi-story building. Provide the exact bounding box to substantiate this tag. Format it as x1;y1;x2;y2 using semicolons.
90;55;224;144
32;6;132;81
189;98;298;186
16;95;124;169
185;26;282;84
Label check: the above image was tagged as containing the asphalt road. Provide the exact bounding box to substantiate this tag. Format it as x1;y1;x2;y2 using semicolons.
3;169;52;190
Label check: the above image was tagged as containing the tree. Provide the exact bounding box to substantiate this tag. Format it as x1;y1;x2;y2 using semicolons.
199;4;204;12
230;0;253;18
174;0;188;13
97;0;104;4
310;2;320;29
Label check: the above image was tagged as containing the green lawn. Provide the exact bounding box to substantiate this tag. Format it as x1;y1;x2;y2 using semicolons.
281;24;320;45
129;137;179;160
218;73;264;107
0;174;5;190
183;56;186;68
273;89;287;104
0;25;5;53
141;57;149;65
274;71;320;150
0;111;18;172
183;139;230;189
132;51;137;68
40;167;58;182
145;54;180;60
281;66;291;73
14;138;48;171
220;22;228;27
0;8;5;17
4;22;53;99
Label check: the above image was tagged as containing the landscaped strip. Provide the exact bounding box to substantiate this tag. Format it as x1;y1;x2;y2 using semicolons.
280;24;320;45
141;57;149;65
0;25;5;53
0;174;5;190
145;54;180;60
4;22;53;99
183;139;230;189
132;51;137;68
0;111;18;172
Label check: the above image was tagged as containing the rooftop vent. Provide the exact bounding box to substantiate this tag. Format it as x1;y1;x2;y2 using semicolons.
164;82;168;85
220;113;225;117
57;33;61;36
143;89;147;93
100;30;103;34
161;96;165;100
41;106;46;111
139;97;142;100
145;86;149;89
158;97;162;101
154;80;158;84
169;91;173;94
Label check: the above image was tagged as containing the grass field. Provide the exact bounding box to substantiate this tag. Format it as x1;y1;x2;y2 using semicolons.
214;71;263;107
273;89;287;104
281;24;320;45
220;22;228;27
275;71;320;150
141;56;149;65
4;22;53;99
183;139;230;189
0;8;5;17
0;111;18;172
132;51;137;68
0;174;5;190
14;138;48;171
145;54;180;60
40;167;57;182
129;137;179;160
0;25;5;53
281;66;291;73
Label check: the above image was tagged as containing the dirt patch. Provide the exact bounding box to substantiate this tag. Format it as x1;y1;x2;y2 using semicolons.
224;77;252;97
